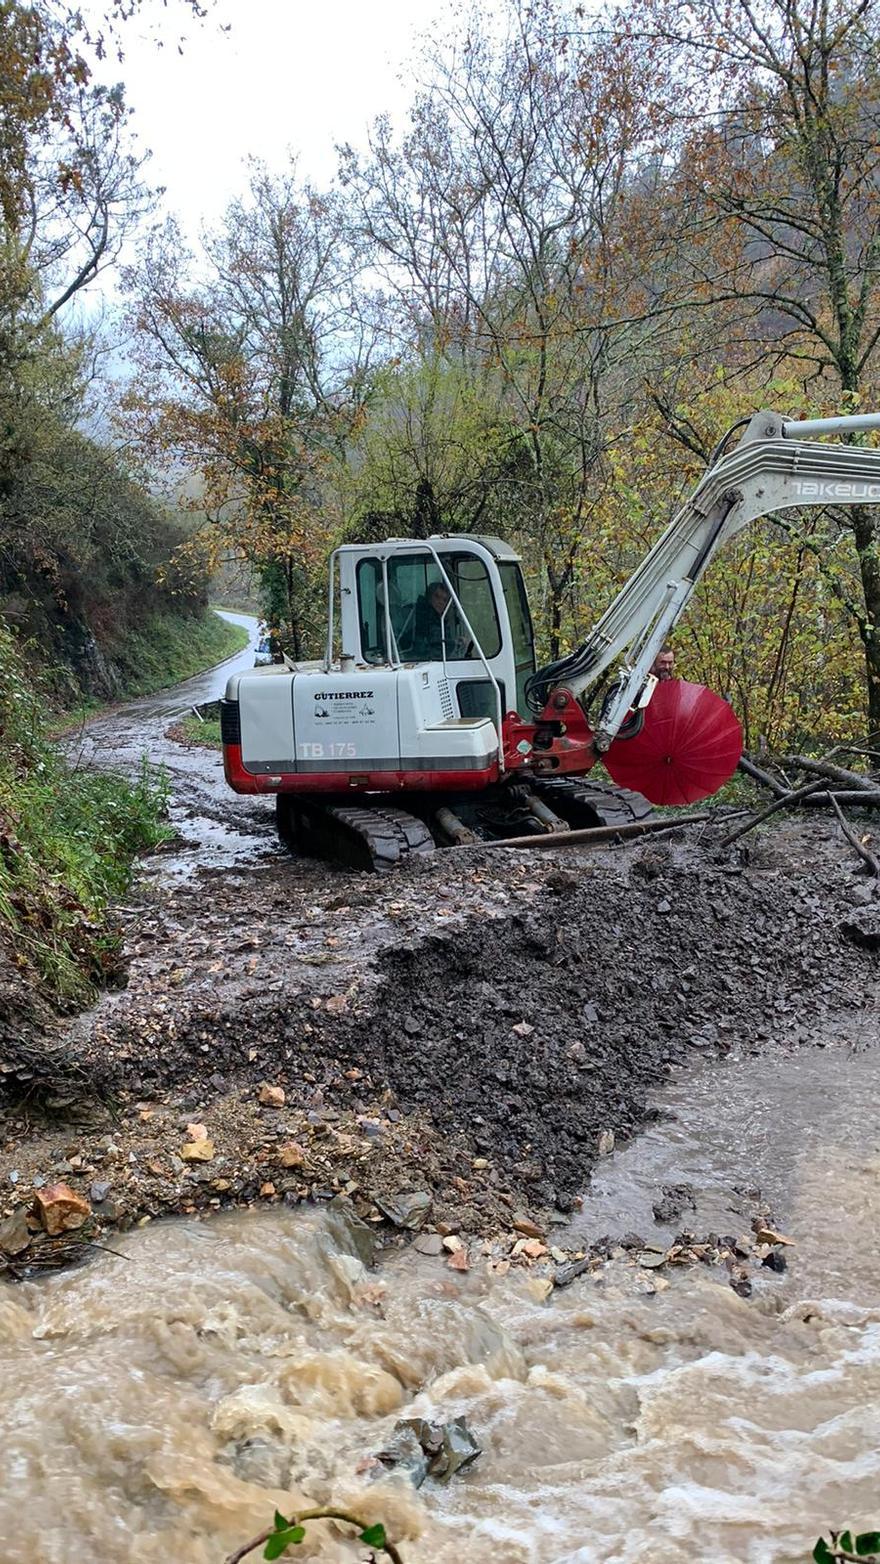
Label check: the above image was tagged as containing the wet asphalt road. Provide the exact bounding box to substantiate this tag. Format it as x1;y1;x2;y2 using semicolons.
111;609;262;719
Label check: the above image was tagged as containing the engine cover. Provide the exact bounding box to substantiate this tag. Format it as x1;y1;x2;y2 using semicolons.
224;664;500;793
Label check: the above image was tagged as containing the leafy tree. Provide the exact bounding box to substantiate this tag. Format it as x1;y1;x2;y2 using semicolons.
336;354;515;541
593;375;869;745
125;167;377;654
0;0;214;692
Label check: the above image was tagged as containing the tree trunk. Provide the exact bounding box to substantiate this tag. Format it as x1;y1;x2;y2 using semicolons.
850;503;880;735
547;576;563;660
285;555;302;661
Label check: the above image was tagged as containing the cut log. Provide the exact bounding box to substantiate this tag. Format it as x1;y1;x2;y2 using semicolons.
784;755;877;791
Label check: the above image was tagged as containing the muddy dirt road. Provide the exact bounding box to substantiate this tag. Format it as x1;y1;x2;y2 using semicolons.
1;622;878;1251
68;609;272;878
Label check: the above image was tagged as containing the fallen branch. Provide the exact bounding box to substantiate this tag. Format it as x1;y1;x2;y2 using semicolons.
716;778;828;850
738;755;788;797
784;755;877;791
224;1508;404;1564
473;813;711;851
840;745;880;763
829;796;880;877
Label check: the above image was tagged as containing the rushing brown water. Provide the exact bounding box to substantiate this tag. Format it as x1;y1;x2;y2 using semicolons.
4;1037;880;1564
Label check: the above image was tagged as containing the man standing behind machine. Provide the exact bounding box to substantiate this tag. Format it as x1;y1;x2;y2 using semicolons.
650;645;676;681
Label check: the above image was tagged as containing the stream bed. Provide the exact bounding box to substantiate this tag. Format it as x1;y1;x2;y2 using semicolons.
3;1031;880;1564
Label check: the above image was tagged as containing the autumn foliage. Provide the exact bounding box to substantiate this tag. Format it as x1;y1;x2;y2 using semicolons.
117;0;880;748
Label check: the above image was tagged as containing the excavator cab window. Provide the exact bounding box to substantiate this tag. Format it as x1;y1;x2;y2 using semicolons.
356;552;501;664
356;559;388;664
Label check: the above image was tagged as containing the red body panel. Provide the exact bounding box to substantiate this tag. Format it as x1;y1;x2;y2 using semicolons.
223;742;500;796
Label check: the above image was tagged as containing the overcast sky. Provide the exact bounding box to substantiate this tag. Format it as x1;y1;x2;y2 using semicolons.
92;0;451;241
74;0;469;405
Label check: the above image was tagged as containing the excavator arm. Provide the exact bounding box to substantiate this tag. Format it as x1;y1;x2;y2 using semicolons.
525;409;880;750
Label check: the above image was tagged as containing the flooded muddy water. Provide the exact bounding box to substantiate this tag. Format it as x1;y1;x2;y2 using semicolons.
66;610;279;880
4;1033;880;1564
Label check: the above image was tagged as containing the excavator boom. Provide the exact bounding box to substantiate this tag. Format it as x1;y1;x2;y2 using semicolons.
526;409;880;748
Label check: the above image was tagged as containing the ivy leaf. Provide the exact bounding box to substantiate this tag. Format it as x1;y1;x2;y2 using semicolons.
273;1512;290;1532
840;1535;855;1554
856;1534;880;1555
263;1526;306;1559
359;1523;387;1548
813;1542;834;1564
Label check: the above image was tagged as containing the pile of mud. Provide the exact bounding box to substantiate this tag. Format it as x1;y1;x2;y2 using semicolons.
317;845;876;1209
41;831;877;1223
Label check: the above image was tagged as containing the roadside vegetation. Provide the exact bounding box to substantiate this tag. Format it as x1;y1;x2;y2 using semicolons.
0;2;245;1011
0;625;170;1008
107;609;247;700
170;709;224;750
0;0;220;713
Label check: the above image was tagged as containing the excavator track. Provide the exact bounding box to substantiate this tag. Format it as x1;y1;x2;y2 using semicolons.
276;778;650;870
277;796;435;872
528;775;652;831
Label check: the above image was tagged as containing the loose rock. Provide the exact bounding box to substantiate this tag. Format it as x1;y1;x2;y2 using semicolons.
180;1140;215;1162
258;1084;285;1108
32;1183;91;1236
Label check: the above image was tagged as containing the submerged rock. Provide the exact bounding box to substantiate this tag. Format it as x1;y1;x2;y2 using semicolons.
376;1415;482;1487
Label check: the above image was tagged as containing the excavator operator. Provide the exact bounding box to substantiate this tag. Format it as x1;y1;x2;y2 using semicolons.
411;581;467;660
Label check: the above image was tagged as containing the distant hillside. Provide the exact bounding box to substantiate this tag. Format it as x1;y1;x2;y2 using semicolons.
0;411;216;704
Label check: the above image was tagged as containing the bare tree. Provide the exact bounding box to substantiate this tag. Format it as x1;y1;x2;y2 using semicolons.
340;2;677;652
628;0;880;727
125;166;379;654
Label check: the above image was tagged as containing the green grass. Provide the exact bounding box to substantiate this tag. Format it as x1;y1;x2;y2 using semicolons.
174;714;223;749
0;625;172;1008
707;769;766;809
111;607;249;697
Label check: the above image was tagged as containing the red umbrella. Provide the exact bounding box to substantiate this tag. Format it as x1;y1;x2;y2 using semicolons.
604;679;743;806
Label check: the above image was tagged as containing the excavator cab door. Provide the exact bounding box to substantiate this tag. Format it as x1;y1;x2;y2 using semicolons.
497;561;536;716
344;536;537;742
